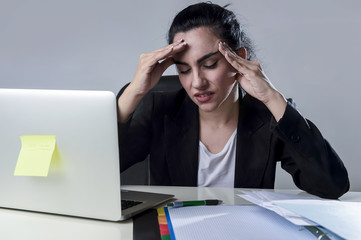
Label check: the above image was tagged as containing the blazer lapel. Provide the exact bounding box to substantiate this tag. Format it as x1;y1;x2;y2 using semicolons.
164;96;199;186
234;95;270;188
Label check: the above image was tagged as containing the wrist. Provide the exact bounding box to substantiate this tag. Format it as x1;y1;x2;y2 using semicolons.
127;82;148;99
117;83;146;123
264;90;287;122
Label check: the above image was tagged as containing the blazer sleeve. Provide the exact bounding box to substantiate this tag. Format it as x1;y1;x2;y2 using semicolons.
118;93;154;172
271;99;350;199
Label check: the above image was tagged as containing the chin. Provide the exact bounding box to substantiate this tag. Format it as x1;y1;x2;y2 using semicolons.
197;103;219;113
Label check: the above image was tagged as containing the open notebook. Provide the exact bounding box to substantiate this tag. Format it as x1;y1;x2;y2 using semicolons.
0;88;173;221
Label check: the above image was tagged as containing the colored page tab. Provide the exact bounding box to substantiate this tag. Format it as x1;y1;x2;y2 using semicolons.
157;207;172;240
14;135;56;177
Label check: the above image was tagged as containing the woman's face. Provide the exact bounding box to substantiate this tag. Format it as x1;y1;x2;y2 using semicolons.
173;27;238;113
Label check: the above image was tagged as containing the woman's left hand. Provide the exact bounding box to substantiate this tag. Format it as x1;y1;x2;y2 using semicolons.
218;41;287;121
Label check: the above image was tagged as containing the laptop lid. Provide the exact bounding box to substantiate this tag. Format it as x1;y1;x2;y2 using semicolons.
0;88;172;221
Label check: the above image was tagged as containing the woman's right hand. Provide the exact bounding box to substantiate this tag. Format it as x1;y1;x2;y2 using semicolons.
117;40;187;122
129;39;187;97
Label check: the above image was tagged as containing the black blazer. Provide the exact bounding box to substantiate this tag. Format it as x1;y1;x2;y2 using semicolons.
118;89;349;199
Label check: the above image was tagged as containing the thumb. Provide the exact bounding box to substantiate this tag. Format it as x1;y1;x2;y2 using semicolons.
158;57;175;73
235;72;245;85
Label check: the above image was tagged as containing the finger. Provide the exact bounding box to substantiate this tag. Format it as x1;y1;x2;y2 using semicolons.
218;42;248;63
152;40;187;63
154;39;186;54
218;42;261;76
219;45;248;73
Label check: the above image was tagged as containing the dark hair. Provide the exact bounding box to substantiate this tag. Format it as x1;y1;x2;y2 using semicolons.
168;2;256;60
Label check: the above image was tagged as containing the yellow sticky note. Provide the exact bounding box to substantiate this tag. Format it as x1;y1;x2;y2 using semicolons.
14;135;56;177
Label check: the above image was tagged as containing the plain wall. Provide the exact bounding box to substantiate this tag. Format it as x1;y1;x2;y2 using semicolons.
1;0;360;191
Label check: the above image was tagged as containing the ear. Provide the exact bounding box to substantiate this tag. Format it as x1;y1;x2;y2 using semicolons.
237;47;247;60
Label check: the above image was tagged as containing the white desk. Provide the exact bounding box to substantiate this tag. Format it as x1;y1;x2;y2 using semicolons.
1;186;360;240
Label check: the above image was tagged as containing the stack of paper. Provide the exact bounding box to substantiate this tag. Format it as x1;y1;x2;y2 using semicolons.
237;190;317;225
159;190;360;239
238;190;361;240
273;199;361;240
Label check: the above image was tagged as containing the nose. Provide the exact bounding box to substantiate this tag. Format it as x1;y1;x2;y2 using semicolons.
191;70;208;90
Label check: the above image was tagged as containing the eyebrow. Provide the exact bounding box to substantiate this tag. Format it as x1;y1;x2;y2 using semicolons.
174;51;219;66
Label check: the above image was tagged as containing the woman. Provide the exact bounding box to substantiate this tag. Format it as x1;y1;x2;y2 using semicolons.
117;2;349;199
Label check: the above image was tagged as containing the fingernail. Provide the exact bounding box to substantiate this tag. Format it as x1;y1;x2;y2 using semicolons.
178;39;184;43
219;41;227;49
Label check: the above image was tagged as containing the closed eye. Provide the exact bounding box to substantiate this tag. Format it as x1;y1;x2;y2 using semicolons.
177;67;191;74
204;60;218;69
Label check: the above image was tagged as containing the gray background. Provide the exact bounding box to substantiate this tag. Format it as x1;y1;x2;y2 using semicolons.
1;0;360;191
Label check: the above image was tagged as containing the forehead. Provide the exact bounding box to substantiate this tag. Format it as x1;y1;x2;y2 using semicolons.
173;27;220;62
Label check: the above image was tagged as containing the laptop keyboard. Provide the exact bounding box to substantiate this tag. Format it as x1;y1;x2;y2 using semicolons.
121;199;143;210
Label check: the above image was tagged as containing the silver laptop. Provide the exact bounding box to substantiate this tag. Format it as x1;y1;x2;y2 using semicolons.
0;88;173;221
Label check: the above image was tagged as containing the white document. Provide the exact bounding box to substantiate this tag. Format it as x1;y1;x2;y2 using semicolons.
273;200;361;240
237;190;318;225
167;205;316;240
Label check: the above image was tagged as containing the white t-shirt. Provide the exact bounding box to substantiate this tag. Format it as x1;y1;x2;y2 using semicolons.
197;129;237;188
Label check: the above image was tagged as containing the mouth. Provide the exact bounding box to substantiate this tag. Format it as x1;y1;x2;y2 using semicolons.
194;91;214;103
